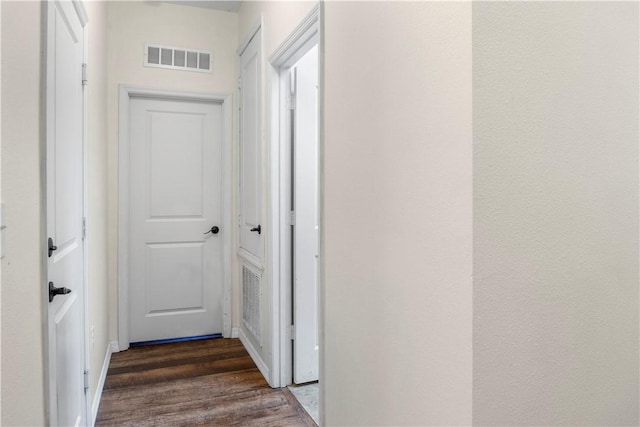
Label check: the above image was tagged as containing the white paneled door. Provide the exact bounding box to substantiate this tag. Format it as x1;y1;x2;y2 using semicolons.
46;1;88;426
239;28;263;261
129;97;224;342
293;45;320;384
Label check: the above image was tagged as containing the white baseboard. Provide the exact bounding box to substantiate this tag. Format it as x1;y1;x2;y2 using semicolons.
239;328;269;382
91;341;116;426
231;327;239;338
110;341;121;353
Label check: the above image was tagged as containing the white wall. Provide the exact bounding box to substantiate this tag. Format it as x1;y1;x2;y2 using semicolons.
106;1;239;343
239;1;317;58
85;0;109;415
236;0;317;380
473;3;639;425
323;2;473;425
1;2;46;425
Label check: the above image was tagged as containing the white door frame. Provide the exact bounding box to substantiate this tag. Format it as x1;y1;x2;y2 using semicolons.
117;86;233;351
44;0;90;424
79;4;91;423
267;4;320;388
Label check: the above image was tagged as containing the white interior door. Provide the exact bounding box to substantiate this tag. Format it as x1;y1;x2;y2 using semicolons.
46;1;87;425
239;28;263;261
129;97;224;343
292;45;320;384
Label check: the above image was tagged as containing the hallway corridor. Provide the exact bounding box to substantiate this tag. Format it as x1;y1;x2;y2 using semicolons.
96;338;316;426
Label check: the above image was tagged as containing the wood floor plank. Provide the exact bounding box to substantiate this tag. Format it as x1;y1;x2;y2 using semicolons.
104;354;256;390
107;339;245;369
96;338;317;427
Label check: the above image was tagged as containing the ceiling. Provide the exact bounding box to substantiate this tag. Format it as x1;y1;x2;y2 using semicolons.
160;1;242;13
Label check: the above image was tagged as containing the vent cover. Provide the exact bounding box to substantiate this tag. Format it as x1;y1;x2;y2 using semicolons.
242;264;261;344
144;43;213;73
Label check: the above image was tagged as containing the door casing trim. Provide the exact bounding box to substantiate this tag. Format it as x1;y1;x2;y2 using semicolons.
267;3;320;389
117;86;233;350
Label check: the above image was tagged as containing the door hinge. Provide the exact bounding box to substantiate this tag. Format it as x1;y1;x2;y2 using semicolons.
287;95;296;111
84;370;89;393
82;63;88;86
289;325;295;340
288;211;296;226
82;217;87;240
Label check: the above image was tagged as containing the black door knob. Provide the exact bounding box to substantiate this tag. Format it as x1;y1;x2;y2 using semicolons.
204;226;220;235
250;225;261;235
49;281;71;303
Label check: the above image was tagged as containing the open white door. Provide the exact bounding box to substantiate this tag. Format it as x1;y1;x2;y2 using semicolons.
46;1;88;425
292;45;319;384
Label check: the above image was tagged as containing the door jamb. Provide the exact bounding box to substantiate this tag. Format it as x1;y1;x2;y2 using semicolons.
117;87;233;351
80;5;91;424
268;4;320;388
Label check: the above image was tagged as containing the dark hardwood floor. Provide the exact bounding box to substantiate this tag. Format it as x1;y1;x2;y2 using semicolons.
96;338;317;426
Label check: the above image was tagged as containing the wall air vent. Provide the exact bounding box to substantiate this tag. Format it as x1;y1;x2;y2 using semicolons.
144;43;213;73
242;264;261;345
